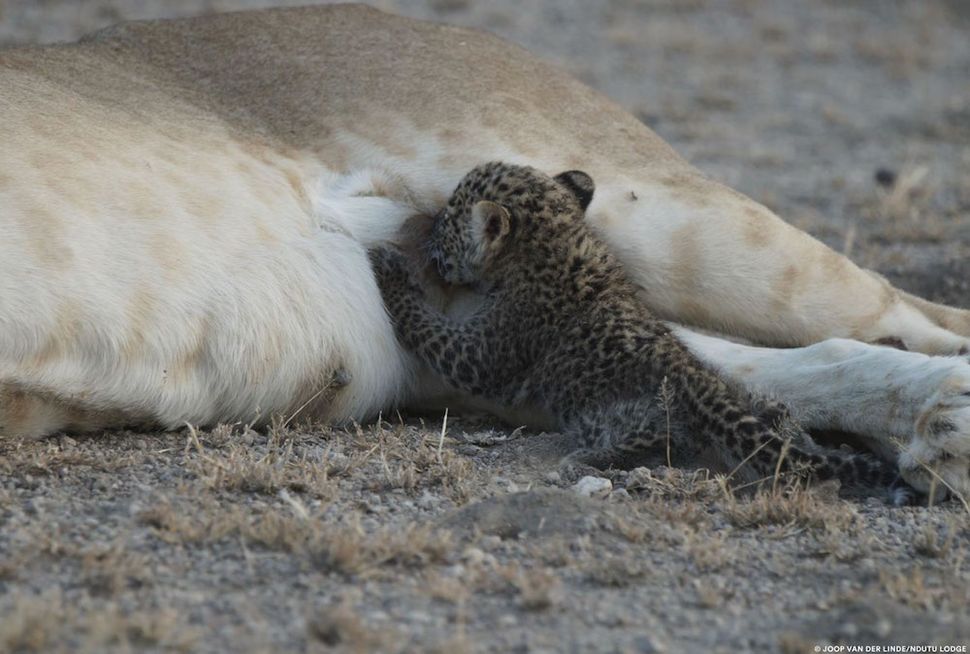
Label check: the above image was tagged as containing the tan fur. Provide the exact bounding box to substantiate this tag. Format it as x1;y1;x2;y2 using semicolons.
2;4;970;446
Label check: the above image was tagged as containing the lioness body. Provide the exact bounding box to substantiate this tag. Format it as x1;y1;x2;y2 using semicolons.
2;5;970;494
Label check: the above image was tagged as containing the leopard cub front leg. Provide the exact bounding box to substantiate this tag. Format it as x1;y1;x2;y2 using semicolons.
369;247;515;400
368;246;428;318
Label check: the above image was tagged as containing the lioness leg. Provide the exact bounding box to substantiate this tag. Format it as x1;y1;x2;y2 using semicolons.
898;289;970;340
0;385;131;438
582;175;970;356
673;326;970;497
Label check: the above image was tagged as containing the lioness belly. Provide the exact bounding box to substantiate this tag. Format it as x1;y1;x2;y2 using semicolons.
0;75;410;434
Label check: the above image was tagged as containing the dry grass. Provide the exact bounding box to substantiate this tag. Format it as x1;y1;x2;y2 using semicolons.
912;518;963;559
879;567;970;612
423;570;471;603
305;598;391;653
625;466;722;502
809;521;879;563
493;564;562;611
684;530;735;572
421;555;563;613
778;631;821;654
512;567;562;611
366;420;476;503
138;499;454;576
78;541;151;597
180;418;477;503
184;424;338;499
721;483;856;531
1;528;149;598
0;437;137;478
586;556;648;588
0;590;197;654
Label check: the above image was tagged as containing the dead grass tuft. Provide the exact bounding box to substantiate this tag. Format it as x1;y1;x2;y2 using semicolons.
495;564;562;611
251;512;454;575
879;567;970;612
306;598;389;653
722;483;856;531
2;528;150;598
369;421;476;503
138;499;453;576
913;519;959;559
79;541;151;597
422;571;471;603
0;590;198;653
778;631;820;654
625;466;722;502
684;530;734;572
586;556;648;588
136;499;244;544
0;438;135;478
811;521;878;563
185;424;337;499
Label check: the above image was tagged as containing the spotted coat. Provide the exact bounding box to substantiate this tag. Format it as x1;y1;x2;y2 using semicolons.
371;162;898;491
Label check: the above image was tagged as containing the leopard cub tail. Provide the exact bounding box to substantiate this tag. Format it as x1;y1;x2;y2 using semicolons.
673;363;900;494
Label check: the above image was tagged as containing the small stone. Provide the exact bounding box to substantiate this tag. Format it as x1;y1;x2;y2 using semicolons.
611;488;631;501
417;490;438;510
624;467;654;491
874;618;891;638
838;622;859;638
630;634;667;653
874;167;897;188
461;547;486;566
572;476;612;498
406;611;432;624
498;614;518;627
543;471;561;484
480;535;503;550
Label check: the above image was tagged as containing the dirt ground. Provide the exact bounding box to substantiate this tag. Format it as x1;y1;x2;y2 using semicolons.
1;0;969;652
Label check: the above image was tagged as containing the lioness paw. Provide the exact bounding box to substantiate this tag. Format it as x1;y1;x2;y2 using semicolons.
898;358;970;500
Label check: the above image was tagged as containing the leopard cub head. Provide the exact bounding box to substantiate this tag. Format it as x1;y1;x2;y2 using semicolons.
428;161;595;285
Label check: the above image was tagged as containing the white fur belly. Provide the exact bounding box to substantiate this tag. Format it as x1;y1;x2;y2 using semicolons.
0;112;412;432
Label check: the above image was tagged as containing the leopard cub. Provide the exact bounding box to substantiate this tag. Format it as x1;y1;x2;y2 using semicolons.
371;161;901;496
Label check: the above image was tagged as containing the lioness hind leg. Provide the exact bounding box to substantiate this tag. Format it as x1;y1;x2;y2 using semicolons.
0;386;71;438
591;177;970;355
899;289;970;341
0;385;129;439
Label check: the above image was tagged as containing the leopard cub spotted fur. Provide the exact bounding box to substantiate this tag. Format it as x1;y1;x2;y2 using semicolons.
370;161;903;496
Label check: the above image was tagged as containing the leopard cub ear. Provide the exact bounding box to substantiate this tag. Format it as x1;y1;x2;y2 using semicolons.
471;200;511;245
554;170;595;211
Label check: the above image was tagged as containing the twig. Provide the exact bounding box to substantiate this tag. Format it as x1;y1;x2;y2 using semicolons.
659;377;673;468
437;408;449;465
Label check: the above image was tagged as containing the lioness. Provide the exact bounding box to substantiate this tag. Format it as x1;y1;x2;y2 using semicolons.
1;4;968;495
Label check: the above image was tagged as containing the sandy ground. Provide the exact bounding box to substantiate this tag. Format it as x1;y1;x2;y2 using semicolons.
1;0;969;652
